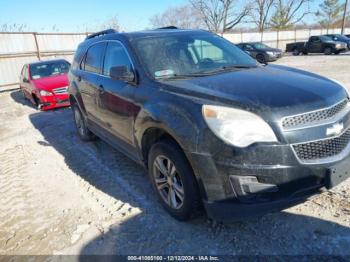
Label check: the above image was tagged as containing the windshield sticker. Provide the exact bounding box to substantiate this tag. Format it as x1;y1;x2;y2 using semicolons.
155;69;174;78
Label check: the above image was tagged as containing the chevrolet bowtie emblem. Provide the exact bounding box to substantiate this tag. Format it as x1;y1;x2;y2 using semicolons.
326;122;344;137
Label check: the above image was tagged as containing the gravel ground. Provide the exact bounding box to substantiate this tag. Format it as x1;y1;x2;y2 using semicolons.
0;54;350;256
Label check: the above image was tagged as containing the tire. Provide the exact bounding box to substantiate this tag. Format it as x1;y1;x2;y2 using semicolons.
324;47;333;55
72;103;95;141
256;54;266;64
334;50;341;55
32;95;42;110
148;139;202;221
302;51;308;55
292;48;300;56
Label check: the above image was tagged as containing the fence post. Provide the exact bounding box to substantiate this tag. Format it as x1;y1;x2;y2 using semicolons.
294;28;297;42
276;30;279;49
240;30;243;43
33;33;41;61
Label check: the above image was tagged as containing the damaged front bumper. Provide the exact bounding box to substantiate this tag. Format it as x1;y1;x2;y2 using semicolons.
189;142;350;221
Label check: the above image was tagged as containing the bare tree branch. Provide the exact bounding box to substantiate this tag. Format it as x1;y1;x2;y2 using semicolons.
269;0;313;30
190;0;252;33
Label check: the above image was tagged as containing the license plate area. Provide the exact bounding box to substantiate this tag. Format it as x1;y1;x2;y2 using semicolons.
326;162;350;189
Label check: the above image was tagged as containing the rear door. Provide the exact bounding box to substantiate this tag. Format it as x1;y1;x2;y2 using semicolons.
79;42;107;123
97;41;140;146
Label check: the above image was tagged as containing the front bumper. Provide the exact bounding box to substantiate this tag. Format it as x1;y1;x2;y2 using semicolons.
189;141;350;221
267;53;283;61
39;94;70;110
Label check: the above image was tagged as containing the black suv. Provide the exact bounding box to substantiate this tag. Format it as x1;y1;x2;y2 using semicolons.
69;28;350;221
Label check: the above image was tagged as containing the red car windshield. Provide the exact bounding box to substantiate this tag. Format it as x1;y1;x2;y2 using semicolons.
30;61;70;79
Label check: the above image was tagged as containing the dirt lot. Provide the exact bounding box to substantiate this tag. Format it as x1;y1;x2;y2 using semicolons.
1;54;350;256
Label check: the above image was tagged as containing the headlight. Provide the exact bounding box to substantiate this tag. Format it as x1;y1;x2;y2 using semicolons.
39;90;53;96
266;51;274;56
336;44;341;48
202;105;278;148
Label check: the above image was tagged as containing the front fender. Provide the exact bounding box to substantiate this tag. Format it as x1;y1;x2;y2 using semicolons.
134;101;203;154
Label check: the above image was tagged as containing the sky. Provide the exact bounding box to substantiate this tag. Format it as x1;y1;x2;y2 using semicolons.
0;0;329;33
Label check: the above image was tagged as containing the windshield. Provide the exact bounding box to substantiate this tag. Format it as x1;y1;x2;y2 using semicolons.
331;35;349;41
30;60;70;79
132;33;257;79
253;43;270;49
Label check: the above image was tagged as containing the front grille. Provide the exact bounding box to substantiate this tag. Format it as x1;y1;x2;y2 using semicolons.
53;87;68;94
282;99;348;130
293;129;350;162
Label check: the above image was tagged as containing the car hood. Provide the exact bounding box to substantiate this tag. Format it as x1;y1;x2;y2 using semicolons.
32;74;68;91
160;65;347;120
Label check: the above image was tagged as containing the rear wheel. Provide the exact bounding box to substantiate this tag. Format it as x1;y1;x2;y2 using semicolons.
148;140;202;221
324;47;333;55
72;104;95;141
292;48;300;56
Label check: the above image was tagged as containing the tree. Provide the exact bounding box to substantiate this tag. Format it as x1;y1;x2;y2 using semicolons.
190;0;252;33
316;0;344;30
99;16;121;31
149;5;204;29
0;23;28;32
269;0;312;30
250;0;276;32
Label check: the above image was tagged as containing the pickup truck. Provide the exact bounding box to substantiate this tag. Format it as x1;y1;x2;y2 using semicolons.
286;35;347;55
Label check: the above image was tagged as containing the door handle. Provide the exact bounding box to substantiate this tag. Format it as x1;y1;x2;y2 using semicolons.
98;85;105;94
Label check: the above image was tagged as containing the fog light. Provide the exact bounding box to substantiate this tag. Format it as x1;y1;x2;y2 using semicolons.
229;175;278;197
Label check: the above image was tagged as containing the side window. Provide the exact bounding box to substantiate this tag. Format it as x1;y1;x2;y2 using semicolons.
245;44;254;51
310;36;319;42
84;42;106;74
103;42;133;76
23;66;28;80
190;40;225;62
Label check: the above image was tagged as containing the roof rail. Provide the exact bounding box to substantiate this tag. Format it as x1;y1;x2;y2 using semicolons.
85;29;117;40
156;26;179;30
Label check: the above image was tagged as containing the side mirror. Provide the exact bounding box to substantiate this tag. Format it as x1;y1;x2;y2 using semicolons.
110;65;135;83
23;77;29;83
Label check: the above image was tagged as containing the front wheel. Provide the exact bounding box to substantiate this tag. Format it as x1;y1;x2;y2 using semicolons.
256;54;267;64
324;47;333;55
148;140;202;221
72;104;95;141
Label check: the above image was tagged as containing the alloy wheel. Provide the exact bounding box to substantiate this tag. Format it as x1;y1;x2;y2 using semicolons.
74;107;85;136
153;155;185;209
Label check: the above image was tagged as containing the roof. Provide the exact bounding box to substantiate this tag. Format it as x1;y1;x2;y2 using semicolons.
83;28;209;44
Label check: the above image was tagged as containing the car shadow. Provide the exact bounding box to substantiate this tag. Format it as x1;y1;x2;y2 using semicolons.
27;105;350;256
10;89;37;110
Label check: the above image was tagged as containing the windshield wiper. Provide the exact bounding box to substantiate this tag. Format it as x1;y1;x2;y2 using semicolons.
196;64;258;75
156;73;213;80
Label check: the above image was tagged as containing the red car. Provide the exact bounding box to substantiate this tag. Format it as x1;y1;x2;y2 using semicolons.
19;59;71;110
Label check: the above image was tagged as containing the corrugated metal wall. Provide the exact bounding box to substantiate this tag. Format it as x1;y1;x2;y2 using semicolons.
0;32;86;88
223;27;350;49
1;28;350;89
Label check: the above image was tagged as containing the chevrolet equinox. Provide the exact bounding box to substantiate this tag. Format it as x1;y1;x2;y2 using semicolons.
68;28;350;221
